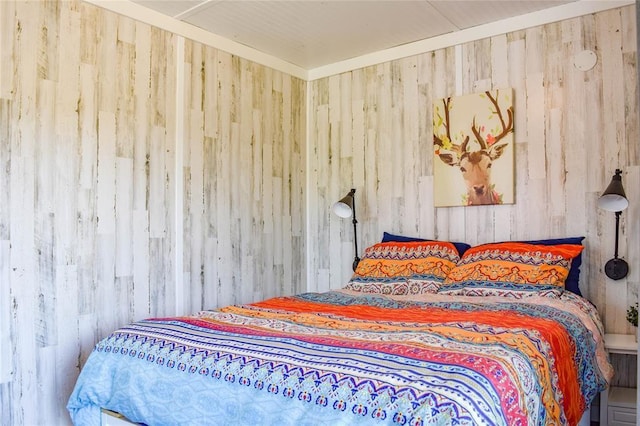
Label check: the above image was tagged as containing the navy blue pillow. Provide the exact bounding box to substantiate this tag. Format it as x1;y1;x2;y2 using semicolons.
381;232;472;257
516;237;585;296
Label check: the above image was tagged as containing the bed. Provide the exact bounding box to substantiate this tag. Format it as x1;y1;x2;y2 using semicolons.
67;238;613;426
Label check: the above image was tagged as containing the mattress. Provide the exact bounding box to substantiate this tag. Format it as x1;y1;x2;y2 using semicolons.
67;288;612;426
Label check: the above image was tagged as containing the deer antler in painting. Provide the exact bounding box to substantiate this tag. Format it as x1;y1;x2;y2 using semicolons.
471;91;514;151
433;97;471;165
433;90;514;205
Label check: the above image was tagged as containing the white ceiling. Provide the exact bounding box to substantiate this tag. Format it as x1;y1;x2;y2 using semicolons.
88;0;632;79
131;0;578;70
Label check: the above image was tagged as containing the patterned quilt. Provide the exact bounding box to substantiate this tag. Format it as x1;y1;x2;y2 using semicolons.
67;289;612;426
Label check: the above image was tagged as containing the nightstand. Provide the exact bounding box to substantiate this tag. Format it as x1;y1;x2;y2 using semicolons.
600;333;637;426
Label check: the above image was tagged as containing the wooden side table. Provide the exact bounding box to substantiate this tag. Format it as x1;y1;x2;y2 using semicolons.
600;333;637;426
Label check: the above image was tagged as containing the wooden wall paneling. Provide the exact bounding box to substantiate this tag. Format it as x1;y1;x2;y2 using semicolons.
507;34;529;241
597;9;631;333
133;21;151;214
260;67;275;301
525;28;547;183
179;40;305;307
290;79;305;248
129;21;153;322
132;207;150;320
625;165;640;335
54;265;80;424
148;33;172;318
55;0;81;271
489;36;513;243
35;82;58;347
214;52;236;305
562;25;589;244
351;71;366;190
114;29;135;324
360;65;375;218
229;58;242;301
261;152;275;296
432;48;459;243
272;174;284;293
31;70;59;423
622;7;639;195
400;57;420;238
328;74;344;289
621;6;639;326
8;154;38;426
203;235;218;310
201;44;218;310
270;71;284;296
250;108;265;302
239;60;254;298
95;108;118;334
0;88;9;394
445;162;469;242
491;35;509;89
306;84;319;293
314;101;330;292
115;153;134;280
339;73;353;159
7;2;40;423
416;54;435;237
0;1;15;100
508;36;527;142
307;5;637;333
187;64;205;314
280;76;293;296
390;61;403;199
463;40;493;244
182;42;195;313
162;31;179;316
0;239;11;385
544;24;571;235
77;58;98;331
376;63;393;239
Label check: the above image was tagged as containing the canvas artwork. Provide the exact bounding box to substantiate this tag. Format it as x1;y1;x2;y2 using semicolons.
433;89;514;207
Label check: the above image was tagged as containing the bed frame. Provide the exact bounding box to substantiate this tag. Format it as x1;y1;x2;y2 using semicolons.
100;404;595;425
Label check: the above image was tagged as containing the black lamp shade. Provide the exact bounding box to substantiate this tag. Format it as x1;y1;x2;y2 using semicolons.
598;169;628;212
333;192;354;218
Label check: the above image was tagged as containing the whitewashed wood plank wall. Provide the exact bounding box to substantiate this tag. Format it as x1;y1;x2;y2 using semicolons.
0;0;638;424
308;5;639;339
0;1;305;424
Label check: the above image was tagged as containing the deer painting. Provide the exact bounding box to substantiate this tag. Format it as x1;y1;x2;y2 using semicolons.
433;90;514;206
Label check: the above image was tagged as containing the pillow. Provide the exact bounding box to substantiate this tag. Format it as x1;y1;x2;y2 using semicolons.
381;232;472;257
441;286;563;299
516;237;585;296
343;241;460;295
343;279;442;296
438;242;584;297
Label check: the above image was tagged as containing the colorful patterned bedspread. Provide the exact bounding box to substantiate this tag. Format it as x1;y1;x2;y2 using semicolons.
67;289;612;426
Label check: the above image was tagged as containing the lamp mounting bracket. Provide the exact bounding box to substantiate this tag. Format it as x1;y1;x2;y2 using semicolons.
605;257;629;280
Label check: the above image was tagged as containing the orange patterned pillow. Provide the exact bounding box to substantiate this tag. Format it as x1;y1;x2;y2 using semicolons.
439;242;584;295
344;241;460;295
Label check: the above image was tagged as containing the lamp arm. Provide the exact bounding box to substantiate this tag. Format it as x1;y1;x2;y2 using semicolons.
350;189;360;271
614;210;621;259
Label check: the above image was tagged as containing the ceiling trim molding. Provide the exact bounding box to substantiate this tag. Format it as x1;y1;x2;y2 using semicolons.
307;0;634;80
82;0;309;81
84;0;633;82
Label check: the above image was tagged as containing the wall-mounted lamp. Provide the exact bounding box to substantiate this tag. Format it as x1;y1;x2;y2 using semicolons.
597;169;629;280
332;189;360;271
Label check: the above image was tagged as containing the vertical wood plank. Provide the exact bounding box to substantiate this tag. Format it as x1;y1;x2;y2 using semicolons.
0;241;11;384
0;1;15;100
